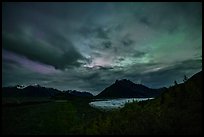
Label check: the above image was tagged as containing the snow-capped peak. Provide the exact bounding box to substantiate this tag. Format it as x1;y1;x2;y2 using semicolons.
16;85;26;89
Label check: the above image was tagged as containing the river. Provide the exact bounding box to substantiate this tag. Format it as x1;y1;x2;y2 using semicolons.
89;98;153;110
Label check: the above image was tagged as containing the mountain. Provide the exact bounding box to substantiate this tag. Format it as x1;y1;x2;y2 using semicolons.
2;85;93;98
16;84;26;89
2;85;61;97
51;90;93;100
22;85;61;97
2;86;20;97
96;79;165;98
68;90;93;97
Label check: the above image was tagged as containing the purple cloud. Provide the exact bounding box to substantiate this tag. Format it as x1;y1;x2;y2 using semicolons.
3;49;61;75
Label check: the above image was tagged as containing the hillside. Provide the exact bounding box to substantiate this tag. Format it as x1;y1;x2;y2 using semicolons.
84;71;203;135
2;85;61;98
2;85;93;105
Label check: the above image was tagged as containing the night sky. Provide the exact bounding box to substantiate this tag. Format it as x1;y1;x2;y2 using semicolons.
2;2;202;95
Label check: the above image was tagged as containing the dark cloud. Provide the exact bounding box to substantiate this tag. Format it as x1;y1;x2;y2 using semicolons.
102;41;112;49
2;2;202;95
79;26;109;40
139;16;151;26
78;27;94;38
133;2;202;33
98;66;114;70
167;24;178;34
121;39;134;47
2;35;84;69
140;59;202;88
82;72;100;80
118;57;125;61
132;51;146;58
171;59;202;72
95;27;109;39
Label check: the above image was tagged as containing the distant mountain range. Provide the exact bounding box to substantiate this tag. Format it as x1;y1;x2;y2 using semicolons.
3;79;166;99
2;85;93;98
2;70;202;100
96;79;165;98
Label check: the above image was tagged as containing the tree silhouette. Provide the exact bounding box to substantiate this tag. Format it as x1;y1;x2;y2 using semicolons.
174;80;178;86
183;75;188;83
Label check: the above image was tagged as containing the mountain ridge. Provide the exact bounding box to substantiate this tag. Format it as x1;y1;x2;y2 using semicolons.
2;85;94;98
96;79;165;98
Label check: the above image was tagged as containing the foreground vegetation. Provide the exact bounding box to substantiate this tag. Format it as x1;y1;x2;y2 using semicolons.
2;98;104;135
2;72;202;135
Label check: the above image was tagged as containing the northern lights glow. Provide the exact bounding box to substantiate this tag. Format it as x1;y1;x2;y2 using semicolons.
2;2;202;95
